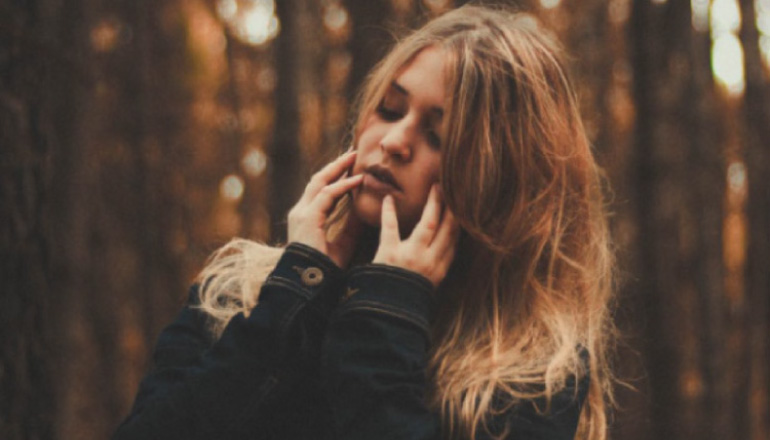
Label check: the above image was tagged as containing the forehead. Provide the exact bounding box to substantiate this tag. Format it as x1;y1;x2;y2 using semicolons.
390;46;448;106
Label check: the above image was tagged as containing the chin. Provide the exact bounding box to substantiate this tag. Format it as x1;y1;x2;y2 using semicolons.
352;190;421;235
352;191;383;227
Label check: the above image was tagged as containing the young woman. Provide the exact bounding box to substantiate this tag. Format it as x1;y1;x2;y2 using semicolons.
114;5;616;440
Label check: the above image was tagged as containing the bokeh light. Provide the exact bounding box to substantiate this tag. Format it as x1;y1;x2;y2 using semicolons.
217;0;280;46
241;148;267;177
691;0;710;32
758;0;770;69
217;0;238;21
712;34;746;96
711;0;741;35
609;0;631;25
91;19;121;52
323;3;348;31
539;0;561;9
727;160;747;194
710;0;745;97
220;174;245;201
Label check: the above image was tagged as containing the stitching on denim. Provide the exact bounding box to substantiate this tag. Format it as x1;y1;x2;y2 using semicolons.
354;268;421;285
285;245;314;259
236;375;279;426
339;301;430;333
363;263;432;284
343;299;427;323
257;375;279;399
277;301;305;338
351;267;433;293
264;276;314;301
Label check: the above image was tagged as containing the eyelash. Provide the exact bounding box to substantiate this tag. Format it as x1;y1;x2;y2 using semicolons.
376;102;441;149
375;104;401;121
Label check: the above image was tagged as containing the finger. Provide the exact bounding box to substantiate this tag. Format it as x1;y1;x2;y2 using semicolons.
303;151;357;200
379;195;400;250
309;174;363;215
410;184;441;245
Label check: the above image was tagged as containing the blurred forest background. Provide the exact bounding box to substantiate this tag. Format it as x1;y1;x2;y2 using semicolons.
1;0;769;439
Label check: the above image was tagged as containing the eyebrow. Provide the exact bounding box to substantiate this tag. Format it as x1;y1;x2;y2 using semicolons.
390;80;444;119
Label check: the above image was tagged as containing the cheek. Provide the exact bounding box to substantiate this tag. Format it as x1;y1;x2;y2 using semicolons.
421;156;442;188
355;116;381;150
406;158;442;211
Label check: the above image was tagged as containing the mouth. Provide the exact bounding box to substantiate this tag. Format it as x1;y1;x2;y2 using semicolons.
363;165;403;192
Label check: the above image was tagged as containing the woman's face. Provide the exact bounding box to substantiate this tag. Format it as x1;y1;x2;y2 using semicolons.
351;46;447;233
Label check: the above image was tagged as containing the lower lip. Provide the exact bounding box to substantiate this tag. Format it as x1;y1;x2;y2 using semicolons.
362;173;399;194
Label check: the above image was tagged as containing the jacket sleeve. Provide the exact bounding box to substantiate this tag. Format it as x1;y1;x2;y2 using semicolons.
113;243;345;440
321;264;589;440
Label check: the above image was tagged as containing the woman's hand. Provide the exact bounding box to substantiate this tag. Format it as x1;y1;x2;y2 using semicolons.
373;184;460;287
287;151;363;268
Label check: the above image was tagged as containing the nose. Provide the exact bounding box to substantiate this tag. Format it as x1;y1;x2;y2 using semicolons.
380;118;415;162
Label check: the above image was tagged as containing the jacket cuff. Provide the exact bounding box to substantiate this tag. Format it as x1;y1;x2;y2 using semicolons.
338;264;436;335
264;242;346;307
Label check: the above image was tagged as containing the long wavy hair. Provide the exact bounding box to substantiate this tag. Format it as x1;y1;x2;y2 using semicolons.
197;5;616;440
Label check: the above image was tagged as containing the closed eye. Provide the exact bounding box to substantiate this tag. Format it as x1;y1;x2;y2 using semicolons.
376;104;402;121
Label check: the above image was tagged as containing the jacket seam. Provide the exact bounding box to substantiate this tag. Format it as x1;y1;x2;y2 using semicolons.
263;276;314;301
337;303;430;335
350;266;433;294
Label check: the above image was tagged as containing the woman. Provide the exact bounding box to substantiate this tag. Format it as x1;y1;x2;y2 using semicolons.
114;5;615;440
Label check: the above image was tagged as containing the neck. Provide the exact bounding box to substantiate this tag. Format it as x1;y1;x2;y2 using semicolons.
349;226;379;267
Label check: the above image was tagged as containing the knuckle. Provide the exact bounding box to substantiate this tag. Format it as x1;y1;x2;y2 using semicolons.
319;186;334;196
308;175;323;188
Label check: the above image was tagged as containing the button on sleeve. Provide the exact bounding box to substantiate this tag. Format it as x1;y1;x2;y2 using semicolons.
300;267;324;286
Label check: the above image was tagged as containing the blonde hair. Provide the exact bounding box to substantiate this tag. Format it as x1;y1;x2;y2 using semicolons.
197;5;616;440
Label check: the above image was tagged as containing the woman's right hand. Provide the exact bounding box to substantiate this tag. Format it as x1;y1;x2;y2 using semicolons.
287;151;363;268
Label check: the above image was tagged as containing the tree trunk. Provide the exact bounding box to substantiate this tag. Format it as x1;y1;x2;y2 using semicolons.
269;0;305;243
344;0;392;104
630;1;725;438
739;1;770;439
0;1;58;437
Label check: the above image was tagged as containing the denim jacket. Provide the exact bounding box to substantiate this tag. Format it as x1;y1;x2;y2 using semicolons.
113;243;588;440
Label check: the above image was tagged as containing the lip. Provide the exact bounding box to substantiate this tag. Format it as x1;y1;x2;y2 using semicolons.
362;165;402;193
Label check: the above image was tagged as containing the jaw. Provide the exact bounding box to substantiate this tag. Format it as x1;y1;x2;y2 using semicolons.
351;190;420;239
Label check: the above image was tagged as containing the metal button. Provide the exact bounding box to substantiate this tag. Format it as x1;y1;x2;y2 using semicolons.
301;267;324;286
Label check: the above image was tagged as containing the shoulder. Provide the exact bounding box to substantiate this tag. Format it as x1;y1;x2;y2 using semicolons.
483;351;590;440
157;284;215;349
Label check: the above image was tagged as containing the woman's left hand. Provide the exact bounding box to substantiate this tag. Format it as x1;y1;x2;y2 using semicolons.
373;184;460;288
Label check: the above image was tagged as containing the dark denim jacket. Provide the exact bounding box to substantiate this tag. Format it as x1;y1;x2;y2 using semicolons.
113;243;588;440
